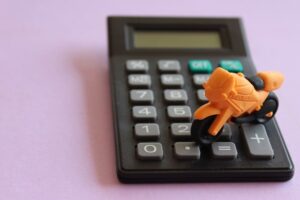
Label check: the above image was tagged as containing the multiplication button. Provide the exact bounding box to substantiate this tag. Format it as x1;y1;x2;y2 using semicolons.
126;60;149;73
137;143;163;160
241;124;274;159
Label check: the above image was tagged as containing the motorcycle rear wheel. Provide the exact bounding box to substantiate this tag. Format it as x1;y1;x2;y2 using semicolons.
191;115;223;145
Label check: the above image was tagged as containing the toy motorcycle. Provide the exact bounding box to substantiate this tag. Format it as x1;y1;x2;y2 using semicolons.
191;67;284;145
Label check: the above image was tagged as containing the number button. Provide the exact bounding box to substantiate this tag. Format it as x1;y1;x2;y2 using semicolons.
137;143;163;160
170;123;191;138
126;60;149;73
217;123;232;141
161;74;184;88
132;106;157;122
197;89;208;102
158;60;181;73
167;106;192;121
130;90;154;104
193;75;210;87
174;142;200;160
134;123;160;140
128;74;151;88
164;89;188;104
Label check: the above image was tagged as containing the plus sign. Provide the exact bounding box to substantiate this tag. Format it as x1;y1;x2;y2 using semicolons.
250;133;265;144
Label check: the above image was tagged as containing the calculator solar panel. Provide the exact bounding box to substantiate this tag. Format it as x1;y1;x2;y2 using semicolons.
108;17;294;183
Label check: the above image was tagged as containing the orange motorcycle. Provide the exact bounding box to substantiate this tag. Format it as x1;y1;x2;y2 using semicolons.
191;67;284;145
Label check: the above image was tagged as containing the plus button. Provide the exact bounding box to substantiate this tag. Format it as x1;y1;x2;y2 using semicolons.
250;133;265;144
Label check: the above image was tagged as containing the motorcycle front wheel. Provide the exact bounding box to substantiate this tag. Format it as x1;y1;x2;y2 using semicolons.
191;115;223;145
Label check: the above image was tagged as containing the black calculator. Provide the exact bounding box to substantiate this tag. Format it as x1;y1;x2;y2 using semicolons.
107;16;294;183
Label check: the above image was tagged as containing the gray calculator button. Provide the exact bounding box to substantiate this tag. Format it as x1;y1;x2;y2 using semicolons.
164;89;188;104
158;60;181;72
212;142;238;159
132;106;157;121
171;123;191;138
217;123;232;141
137;143;163;160
126;60;149;72
197;89;208;102
161;74;184;88
130;90;154;104
193;75;210;87
128;75;151;88
135;123;160;140
167;106;191;121
174;142;200;160
241;124;274;159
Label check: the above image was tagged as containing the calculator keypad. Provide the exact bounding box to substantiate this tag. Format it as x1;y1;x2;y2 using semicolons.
126;59;275;162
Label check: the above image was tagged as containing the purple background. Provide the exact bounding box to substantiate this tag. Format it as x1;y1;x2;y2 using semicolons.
0;0;299;199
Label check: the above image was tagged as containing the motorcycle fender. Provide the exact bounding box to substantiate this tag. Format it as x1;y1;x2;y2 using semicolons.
193;103;221;120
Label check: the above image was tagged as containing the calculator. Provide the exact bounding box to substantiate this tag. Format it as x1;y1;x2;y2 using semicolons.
107;16;294;183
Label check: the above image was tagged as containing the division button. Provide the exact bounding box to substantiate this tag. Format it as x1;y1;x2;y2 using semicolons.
134;123;160;140
171;123;191;138
193;74;210;87
164;89;188;104
130;90;154;104
137;142;163;160
158;60;181;73
161;74;184;88
174;142;201;160
132;106;157;122
211;142;238;159
196;89;208;102
128;74;151;88
167;106;192;121
241;124;274;159
126;60;149;72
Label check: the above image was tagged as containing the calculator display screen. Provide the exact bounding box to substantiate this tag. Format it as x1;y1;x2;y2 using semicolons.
133;30;222;49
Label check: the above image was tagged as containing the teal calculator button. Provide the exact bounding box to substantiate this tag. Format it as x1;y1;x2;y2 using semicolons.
188;60;212;74
220;60;243;72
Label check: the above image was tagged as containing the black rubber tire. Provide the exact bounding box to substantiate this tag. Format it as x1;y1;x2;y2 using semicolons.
255;92;279;123
191;115;223;145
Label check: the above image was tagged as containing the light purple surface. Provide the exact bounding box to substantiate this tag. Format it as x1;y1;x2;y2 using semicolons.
0;0;299;199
